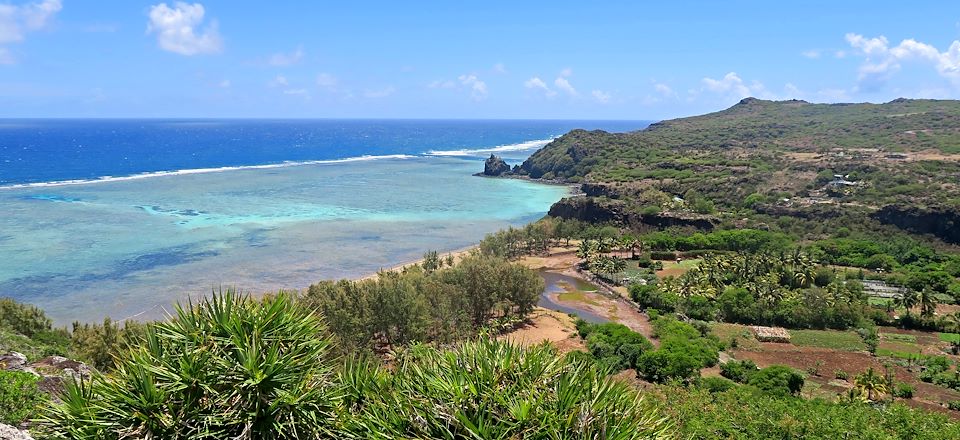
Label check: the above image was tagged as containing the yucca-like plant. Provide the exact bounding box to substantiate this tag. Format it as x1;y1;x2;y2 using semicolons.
41;289;340;439
337;338;672;439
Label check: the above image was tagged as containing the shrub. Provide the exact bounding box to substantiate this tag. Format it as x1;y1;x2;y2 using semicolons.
0;370;45;425
344;338;672;439
650;251;677;261
892;382;915;399
699;376;736;393
42;290;341;439
720;359;759;383
578;322;654;371
748;365;805;396
835;369;849;380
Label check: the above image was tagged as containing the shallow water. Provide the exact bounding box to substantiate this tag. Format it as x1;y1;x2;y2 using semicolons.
0;156;568;325
538;271;608;324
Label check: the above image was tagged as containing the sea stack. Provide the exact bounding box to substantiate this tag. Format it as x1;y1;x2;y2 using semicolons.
483;154;511;176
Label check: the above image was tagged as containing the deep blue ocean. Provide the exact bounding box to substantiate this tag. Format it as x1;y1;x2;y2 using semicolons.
0;119;650;324
0;119;646;186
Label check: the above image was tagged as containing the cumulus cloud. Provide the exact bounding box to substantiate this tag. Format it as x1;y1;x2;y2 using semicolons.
654;82;675;97
147;2;222;56
0;0;61;64
268;46;303;66
458;74;488;100
844;32;960;87
316;72;337;89
492;63;506;74
802;49;821;59
554;76;577;96
701;72;770;99
524;76;556;98
559;67;573;77
363;86;395;99
591;89;611;103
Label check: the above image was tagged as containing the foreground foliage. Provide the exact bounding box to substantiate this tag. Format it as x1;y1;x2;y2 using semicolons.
41;290;671;439
339;339;671;439
0;370;45;426
42;291;340;439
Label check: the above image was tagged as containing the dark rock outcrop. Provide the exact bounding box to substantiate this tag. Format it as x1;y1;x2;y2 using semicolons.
547;197;718;230
483;154;511;176
1;352;92;397
872;205;960;244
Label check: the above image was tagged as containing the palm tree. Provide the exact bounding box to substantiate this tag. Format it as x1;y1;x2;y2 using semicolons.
897;289;920;316
919;288;938;318
854;367;888;402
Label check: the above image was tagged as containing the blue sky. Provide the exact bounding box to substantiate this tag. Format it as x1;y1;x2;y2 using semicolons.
1;0;960;119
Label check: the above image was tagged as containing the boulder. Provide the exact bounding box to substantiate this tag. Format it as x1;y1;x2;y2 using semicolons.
0;352;27;371
483;154;511;176
0;423;33;440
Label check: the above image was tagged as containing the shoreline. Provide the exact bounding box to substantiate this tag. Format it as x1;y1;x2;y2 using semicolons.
354;244;479;281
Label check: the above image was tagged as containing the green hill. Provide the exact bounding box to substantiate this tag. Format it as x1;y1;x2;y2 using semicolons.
517;98;960;244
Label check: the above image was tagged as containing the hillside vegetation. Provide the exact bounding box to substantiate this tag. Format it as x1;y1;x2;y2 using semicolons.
518;98;960;232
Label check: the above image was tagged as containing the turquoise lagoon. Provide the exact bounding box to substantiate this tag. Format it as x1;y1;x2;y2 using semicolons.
0;157;568;325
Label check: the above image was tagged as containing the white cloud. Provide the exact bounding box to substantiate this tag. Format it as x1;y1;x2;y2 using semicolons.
493;63;506;74
0;0;61;64
268;74;288;87
283;88;308;95
554;76;577;96
458;74;488;100
701;72;771;100
591;89;611;103
427;79;456;89
559;67;573;77
844;32;960;86
267;46;303;66
363;86;395;99
801;50;821;59
218;79;230;88
524;76;556;98
147;2;222;56
701;72;752;97
654;82;675;97
316;72;337;89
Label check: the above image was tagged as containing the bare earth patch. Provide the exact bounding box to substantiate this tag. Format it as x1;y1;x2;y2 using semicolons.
499;307;585;353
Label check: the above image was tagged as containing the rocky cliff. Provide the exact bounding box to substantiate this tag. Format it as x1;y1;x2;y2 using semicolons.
872;205;960;245
548;197;718;230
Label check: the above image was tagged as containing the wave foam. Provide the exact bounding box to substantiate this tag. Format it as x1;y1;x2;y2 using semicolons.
425;138;554;157
0;154;416;190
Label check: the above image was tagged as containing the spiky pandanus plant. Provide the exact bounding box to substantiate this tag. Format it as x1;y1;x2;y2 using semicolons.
337;338;672;439
41;289;341;440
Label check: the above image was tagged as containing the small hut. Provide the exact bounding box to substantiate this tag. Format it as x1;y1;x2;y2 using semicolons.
751;326;791;343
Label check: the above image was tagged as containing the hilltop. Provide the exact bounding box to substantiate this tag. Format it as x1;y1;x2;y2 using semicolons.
510;98;960;244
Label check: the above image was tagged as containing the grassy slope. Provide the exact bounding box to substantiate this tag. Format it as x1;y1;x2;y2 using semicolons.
521;98;960;211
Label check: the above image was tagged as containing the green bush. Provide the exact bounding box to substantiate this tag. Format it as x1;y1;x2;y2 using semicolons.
342;339;672;439
698;376;736;393
0;370;45;425
892;382;915;399
42;290;341;439
720;359;759;383
577;321;654;371
748;365;805;396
